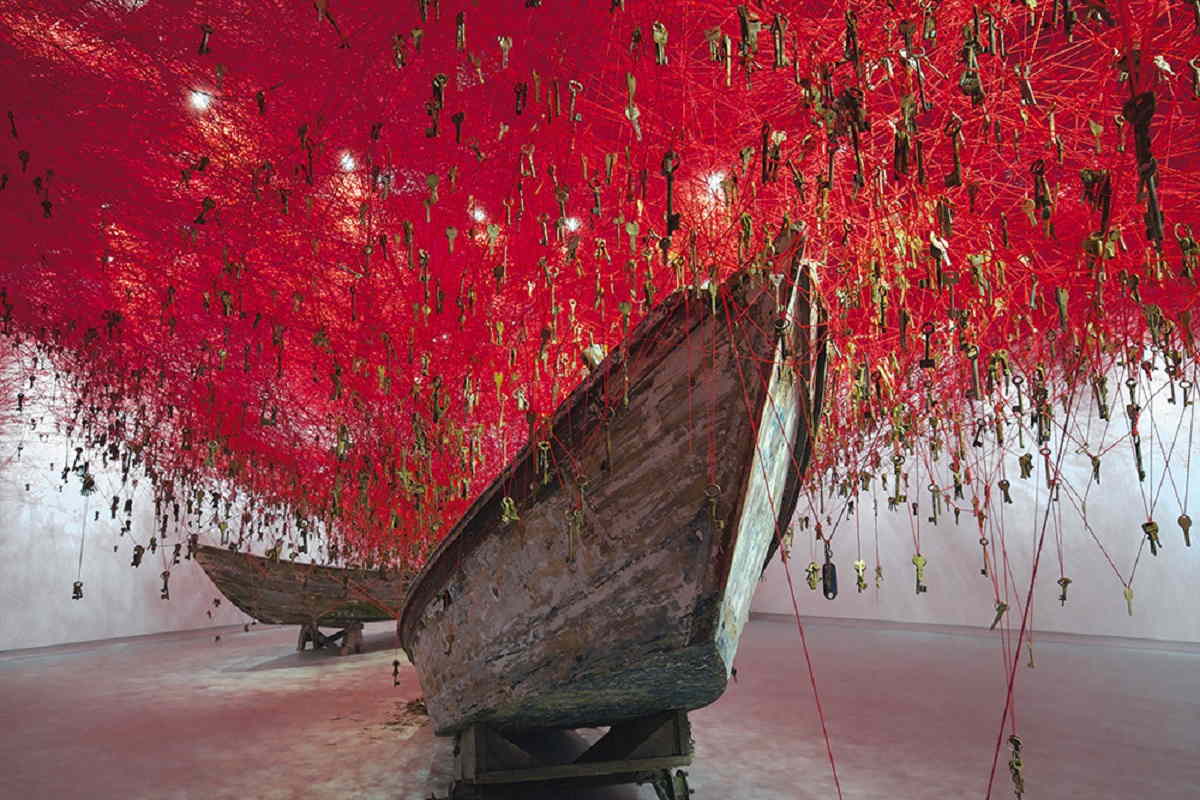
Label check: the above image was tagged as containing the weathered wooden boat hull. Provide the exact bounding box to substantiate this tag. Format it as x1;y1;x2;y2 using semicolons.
400;252;822;735
194;545;412;628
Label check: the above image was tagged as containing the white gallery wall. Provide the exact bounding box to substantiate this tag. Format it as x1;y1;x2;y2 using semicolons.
754;384;1200;644
0;387;245;651
4;359;1198;650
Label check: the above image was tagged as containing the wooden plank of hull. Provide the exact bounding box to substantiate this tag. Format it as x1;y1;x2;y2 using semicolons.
194;545;412;627
400;266;816;735
714;261;811;667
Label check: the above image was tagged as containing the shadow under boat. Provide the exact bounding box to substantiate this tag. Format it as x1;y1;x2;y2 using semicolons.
234;628;403;672
398;240;826;737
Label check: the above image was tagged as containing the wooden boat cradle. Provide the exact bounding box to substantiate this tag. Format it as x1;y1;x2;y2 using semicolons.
449;710;694;800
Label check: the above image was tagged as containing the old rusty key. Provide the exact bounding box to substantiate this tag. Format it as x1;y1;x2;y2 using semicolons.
1179;513;1192;547
918;322;935;368
661;150;681;239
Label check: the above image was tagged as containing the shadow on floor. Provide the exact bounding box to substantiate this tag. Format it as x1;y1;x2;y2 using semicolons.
234;630;401;671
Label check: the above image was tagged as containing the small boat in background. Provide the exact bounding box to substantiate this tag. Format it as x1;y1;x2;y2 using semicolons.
399;238;825;738
194;544;413;652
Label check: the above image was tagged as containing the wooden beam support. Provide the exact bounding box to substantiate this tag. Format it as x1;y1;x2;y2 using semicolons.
451;711;692;793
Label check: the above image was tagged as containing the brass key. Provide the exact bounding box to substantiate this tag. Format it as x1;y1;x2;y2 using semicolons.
989;601;1008;630
567;80;583;122
624;73;642;140
806;561;820;591
1142;520;1161;556
945;115;963;188
1018;453;1034;479
651;21;668;65
770;14;789;68
853;559;867;592
912;553;928;594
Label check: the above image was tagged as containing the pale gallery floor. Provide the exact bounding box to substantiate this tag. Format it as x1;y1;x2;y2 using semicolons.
1;615;1196;799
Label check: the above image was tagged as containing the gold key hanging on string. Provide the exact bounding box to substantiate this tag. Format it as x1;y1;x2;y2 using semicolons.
912;553;928;594
1057;576;1071;606
705;484;724;531
805;560;820;591
565;508;583;566
1142;520;1161;556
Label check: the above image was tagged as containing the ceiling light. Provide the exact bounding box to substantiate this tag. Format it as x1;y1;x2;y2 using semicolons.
189;91;212;111
705;172;725;195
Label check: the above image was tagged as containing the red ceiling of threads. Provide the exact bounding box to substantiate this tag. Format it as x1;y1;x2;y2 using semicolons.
0;0;1198;559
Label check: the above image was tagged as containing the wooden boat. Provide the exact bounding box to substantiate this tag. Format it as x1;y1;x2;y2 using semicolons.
399;237;825;737
194;545;414;649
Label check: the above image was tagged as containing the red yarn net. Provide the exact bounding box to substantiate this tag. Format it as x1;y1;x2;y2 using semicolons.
1;0;1198;562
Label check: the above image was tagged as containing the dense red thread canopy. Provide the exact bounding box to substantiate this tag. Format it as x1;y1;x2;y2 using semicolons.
1;0;1198;559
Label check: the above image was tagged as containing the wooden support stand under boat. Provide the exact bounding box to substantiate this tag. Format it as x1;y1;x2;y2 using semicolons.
297;620;364;654
399;237;826;737
193;544;413;653
449;710;693;800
